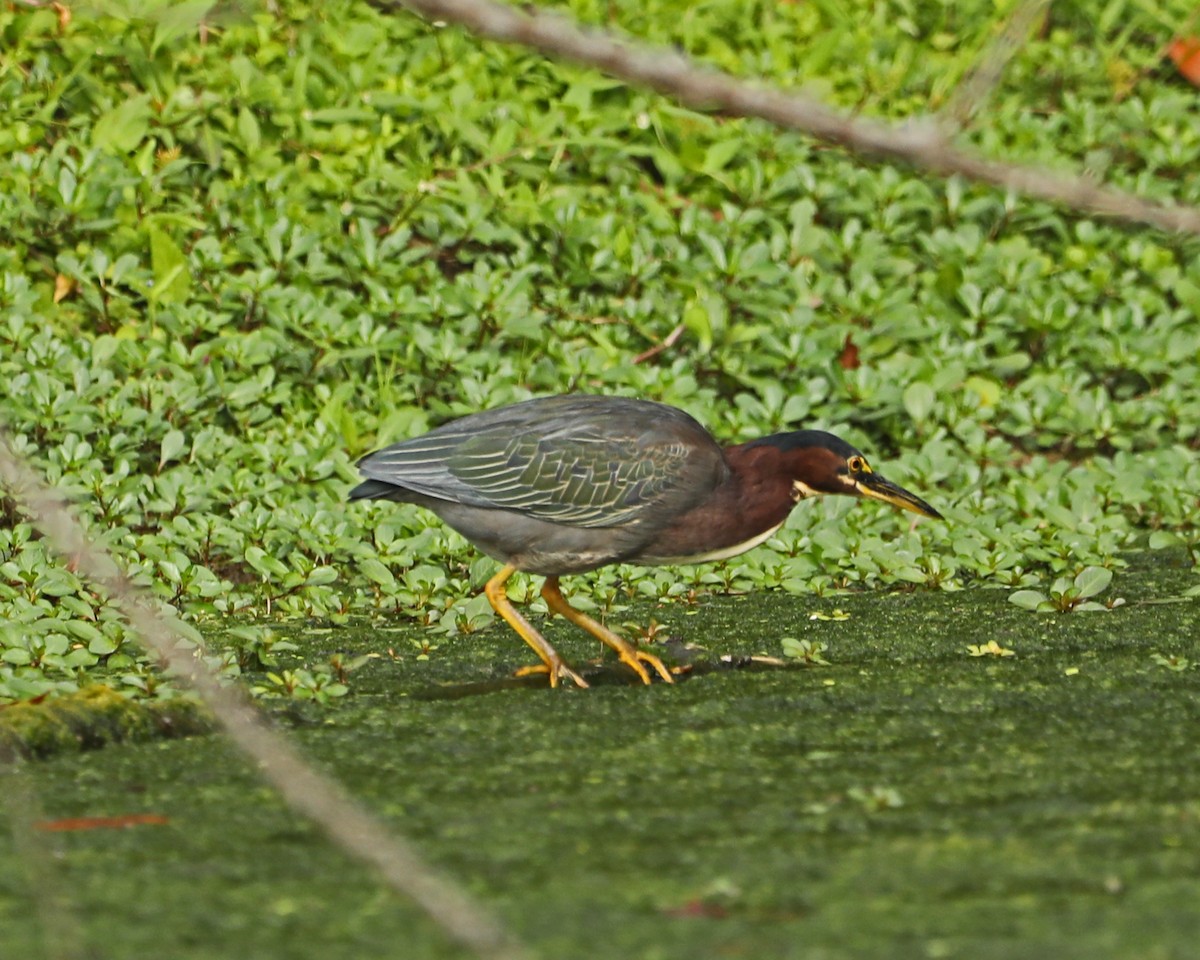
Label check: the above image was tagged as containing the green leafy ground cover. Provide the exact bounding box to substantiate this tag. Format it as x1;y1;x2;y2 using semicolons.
2;0;1199;710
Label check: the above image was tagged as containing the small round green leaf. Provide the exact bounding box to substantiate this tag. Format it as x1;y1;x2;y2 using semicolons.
359;558;397;590
1008;590;1047;610
305;566;339;587
1073;566;1113;599
1149;531;1182;550
903;382;936;423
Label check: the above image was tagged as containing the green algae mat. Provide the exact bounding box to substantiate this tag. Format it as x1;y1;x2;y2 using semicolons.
2;557;1198;960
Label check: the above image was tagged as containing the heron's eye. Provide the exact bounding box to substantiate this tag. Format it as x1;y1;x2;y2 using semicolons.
847;456;868;474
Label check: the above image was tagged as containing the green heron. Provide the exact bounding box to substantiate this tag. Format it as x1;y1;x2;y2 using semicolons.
350;395;941;689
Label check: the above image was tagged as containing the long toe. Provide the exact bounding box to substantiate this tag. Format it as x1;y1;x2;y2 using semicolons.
514;661;590;690
618;651;652;684
638;650;675;684
620;648;673;685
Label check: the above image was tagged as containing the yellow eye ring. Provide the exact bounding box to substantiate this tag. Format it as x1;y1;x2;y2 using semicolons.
847;456;869;473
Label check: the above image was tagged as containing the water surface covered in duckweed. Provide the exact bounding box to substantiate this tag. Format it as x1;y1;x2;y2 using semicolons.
2;552;1199;959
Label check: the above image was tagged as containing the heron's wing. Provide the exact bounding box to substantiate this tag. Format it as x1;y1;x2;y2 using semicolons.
355;396;728;529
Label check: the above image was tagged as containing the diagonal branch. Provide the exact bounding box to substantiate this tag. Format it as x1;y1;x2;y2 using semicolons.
939;0;1052;134
374;0;1200;235
0;432;530;960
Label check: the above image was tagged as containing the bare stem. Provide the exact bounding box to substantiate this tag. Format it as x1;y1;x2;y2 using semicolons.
0;433;530;960
374;0;1200;234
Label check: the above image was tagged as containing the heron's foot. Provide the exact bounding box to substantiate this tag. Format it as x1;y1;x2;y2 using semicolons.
540;576;674;686
609;639;675;685
486;565;590;690
514;659;589;690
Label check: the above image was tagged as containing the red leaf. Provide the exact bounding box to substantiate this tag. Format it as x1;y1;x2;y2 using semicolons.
0;693;50;712
662;899;729;919
1168;37;1200;86
838;333;860;370
36;814;170;832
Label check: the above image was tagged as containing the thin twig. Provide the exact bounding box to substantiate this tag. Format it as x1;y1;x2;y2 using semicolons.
374;0;1200;235
0;432;530;960
939;0;1051;133
632;321;684;364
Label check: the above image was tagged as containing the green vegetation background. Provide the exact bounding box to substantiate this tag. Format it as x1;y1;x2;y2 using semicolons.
2;0;1200;707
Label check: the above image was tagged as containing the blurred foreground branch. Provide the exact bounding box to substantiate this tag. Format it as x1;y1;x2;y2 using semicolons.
939;0;1051;133
377;0;1200;235
0;432;529;960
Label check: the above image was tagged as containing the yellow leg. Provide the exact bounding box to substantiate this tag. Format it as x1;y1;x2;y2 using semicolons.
485;565;588;689
541;577;674;685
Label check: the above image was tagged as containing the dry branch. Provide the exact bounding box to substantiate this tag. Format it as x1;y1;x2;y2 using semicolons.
0;433;530;960
939;0;1051;133
376;0;1200;235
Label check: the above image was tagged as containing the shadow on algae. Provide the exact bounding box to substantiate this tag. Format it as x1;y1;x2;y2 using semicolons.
1;550;1198;960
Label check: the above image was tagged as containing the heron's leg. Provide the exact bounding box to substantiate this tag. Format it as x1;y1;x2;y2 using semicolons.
540;577;674;685
484;565;588;689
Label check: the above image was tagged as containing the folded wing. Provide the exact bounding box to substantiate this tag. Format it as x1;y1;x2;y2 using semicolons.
354;396;728;531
